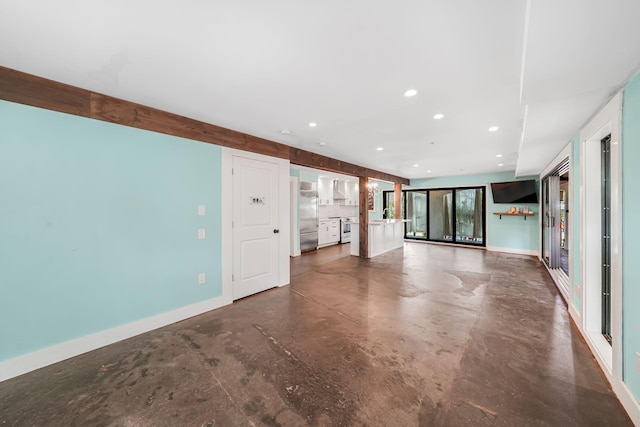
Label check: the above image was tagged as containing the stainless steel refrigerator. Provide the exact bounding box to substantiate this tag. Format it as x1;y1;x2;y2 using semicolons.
299;181;319;252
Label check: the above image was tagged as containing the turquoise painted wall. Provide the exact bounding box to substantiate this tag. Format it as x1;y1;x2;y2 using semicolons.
299;170;319;183
0;101;222;361
410;172;540;252
571;134;581;312
622;73;640;400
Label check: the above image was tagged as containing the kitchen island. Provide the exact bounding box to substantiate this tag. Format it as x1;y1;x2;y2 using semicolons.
350;219;410;258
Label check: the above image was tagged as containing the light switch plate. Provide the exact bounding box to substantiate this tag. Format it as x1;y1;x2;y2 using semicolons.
198;273;206;285
198;205;206;216
198;229;206;240
636;352;640;374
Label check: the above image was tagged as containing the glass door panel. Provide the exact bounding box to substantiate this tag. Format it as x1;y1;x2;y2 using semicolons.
455;188;483;245
405;191;427;238
429;190;453;241
601;135;612;344
542;178;551;265
542;176;561;268
559;183;569;275
548;176;561;269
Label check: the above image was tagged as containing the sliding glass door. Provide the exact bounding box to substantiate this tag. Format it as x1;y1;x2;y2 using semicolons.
542;175;561;269
541;157;570;298
384;186;485;247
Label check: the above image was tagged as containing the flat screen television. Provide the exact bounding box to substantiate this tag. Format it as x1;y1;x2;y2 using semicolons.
490;180;538;204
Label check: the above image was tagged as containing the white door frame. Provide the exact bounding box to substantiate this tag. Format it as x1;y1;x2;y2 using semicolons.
575;92;640;426
290;176;301;257
221;148;291;304
579;92;622;380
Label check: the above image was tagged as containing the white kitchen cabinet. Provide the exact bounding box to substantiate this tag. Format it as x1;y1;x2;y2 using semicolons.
318;221;329;246
329;220;340;242
367;220;406;257
345;181;359;205
318;219;340;247
318;178;334;205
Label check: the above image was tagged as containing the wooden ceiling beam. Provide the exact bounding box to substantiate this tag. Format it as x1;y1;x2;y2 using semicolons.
0;66;409;184
289;148;409;184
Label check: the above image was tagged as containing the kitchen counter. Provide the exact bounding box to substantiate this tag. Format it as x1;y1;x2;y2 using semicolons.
368;219;411;225
350;219;410;257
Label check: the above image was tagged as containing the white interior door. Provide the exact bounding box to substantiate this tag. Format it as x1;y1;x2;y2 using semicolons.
233;156;279;300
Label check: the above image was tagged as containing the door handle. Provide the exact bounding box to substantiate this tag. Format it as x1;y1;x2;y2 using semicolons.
273;229;279;234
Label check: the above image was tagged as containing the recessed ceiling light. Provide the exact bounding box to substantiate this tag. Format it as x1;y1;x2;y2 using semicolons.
280;129;291;135
318;141;327;146
427;170;432;173
404;89;418;97
498;163;504;167
309;122;317;127
376;147;384;151
496;154;503;158
488;126;499;132
433;113;444;120
413;164;419;167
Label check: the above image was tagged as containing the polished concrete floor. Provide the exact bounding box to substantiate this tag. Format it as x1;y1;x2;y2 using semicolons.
0;243;633;426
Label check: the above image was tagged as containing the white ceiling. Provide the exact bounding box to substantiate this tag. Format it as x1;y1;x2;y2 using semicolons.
1;0;639;180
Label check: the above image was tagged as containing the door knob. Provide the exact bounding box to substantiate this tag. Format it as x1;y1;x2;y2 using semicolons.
273;229;280;234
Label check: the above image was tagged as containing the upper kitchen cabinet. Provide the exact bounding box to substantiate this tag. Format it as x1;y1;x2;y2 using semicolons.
318;177;334;205
344;180;359;205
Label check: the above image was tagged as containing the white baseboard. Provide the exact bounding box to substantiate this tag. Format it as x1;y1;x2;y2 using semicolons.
616;381;640;426
568;304;582;325
568;309;640;425
486;246;539;256
0;295;232;383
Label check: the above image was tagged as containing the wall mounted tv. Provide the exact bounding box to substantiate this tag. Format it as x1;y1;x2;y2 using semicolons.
490;180;538;204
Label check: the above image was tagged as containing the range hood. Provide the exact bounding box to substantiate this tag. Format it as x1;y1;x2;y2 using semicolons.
333;180;346;200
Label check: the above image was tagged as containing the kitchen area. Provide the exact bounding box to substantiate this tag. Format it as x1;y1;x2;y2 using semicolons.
292;166;409;259
292;166;359;254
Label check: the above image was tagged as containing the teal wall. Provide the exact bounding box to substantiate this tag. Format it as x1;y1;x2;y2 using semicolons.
622;73;640;400
410;172;540;252
299;169;319;183
571;134;581;312
0;100;222;361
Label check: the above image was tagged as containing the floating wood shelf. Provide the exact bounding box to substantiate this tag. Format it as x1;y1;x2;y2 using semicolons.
493;212;535;220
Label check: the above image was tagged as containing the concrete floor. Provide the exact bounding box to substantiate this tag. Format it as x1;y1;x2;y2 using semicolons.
0;243;633;426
